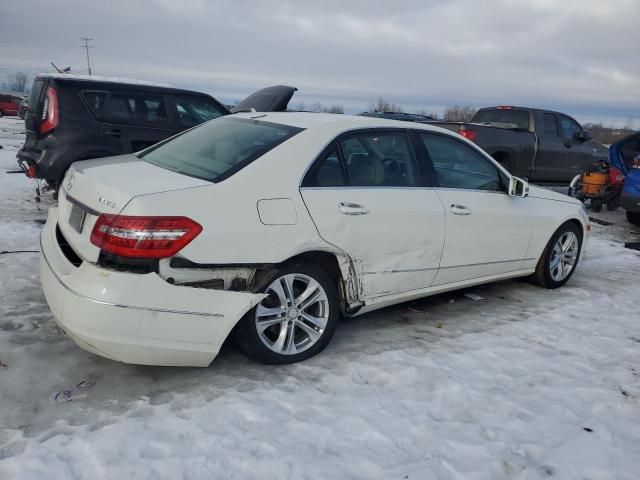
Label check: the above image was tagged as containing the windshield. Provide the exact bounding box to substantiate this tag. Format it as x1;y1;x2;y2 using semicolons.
472;109;530;130
141;117;303;182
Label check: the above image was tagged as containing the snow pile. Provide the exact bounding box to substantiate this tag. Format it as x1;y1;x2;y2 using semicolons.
1;116;639;479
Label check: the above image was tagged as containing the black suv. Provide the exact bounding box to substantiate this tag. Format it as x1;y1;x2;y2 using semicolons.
17;74;296;188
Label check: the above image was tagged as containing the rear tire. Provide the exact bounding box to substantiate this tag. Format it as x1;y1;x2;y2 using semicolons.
234;261;340;364
627;211;640;226
0;110;4;118
531;222;582;289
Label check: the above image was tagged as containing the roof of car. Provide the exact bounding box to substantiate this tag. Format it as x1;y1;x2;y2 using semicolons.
36;73;173;88
232;111;451;134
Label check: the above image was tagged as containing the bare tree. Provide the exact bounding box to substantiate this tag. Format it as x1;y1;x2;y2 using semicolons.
5;71;29;93
623;116;635;131
308;102;344;114
370;97;403;113
443;105;477;122
416;109;439;119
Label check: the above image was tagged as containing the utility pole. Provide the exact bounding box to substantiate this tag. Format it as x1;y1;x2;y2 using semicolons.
81;36;93;75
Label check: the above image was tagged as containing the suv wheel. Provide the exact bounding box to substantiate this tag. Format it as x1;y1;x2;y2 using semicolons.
235;262;339;364
531;222;582;289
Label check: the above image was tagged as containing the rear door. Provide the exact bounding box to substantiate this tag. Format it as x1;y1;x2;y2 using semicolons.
96;91;178;153
419;132;534;285
533;112;568;181
300;129;446;298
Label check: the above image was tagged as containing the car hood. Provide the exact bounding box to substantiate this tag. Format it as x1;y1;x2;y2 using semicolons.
528;185;582;205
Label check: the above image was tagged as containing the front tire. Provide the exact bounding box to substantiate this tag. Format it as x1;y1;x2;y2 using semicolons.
235;261;340;364
531;222;582;289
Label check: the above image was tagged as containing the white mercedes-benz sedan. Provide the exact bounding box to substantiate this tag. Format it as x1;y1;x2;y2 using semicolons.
40;112;590;367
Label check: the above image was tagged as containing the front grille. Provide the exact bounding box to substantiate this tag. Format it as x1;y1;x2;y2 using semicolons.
55;225;83;267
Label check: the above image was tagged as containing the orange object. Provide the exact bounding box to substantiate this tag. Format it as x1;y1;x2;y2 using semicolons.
581;171;608;196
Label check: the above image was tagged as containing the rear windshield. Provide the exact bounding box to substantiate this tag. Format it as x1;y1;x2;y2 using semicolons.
141;117;303;182
29;79;46;110
471;109;530;130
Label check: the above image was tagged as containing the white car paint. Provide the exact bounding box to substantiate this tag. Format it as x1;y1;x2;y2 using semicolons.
40;112;590;366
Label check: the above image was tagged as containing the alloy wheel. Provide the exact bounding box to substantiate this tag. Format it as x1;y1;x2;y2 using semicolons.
549;231;579;281
255;273;329;355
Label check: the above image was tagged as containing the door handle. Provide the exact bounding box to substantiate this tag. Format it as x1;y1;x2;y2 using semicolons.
450;204;472;215
338;202;369;215
104;129;123;137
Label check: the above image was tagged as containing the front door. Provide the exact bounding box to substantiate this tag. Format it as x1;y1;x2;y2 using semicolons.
300;130;445;298
418;132;534;285
534;112;568;182
558;115;596;181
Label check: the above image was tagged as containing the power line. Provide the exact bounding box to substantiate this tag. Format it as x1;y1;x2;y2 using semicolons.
80;37;93;75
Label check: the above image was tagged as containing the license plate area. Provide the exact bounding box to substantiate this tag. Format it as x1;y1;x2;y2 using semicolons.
68;203;87;233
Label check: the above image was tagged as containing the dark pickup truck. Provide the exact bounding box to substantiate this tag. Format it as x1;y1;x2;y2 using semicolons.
431;106;609;183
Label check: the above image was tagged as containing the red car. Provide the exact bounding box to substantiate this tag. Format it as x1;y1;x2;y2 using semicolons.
0;93;20;117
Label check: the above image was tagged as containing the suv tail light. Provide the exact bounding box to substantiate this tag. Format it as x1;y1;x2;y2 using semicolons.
90;215;203;259
40;86;59;134
458;126;477;142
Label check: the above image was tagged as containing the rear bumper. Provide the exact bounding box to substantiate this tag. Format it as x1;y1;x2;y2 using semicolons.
40;208;264;367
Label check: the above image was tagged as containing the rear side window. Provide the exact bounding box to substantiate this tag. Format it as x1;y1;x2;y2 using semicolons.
421;133;502;191
174;96;225;128
340;133;418;187
86;92;172;127
472;109;530;130
304;147;347;187
543;113;558;136
141;117;302;182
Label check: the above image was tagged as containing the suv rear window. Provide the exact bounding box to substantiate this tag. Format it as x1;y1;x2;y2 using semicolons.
471;109;530;130
141;117;303;182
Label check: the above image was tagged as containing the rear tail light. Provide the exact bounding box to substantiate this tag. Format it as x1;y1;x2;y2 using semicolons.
27;164;36;178
40;87;59;134
90;215;203;259
458;126;477;142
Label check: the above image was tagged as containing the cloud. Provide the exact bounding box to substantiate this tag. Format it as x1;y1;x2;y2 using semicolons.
0;0;638;124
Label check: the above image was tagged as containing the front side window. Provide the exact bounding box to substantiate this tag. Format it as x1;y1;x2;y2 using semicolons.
339;132;418;187
543;113;558;136
421;133;502;191
142;117;302;182
559;116;581;139
174;96;225;128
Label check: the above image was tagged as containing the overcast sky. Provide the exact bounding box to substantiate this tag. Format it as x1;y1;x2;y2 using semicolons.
1;0;638;125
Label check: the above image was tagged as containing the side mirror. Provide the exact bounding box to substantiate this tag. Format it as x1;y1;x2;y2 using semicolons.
508;176;529;198
573;130;591;142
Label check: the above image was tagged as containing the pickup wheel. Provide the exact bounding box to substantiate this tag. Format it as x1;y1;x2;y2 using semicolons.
0;110;4;118
492;152;513;174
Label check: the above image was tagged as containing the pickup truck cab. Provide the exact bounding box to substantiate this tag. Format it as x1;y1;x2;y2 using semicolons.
433;106;608;183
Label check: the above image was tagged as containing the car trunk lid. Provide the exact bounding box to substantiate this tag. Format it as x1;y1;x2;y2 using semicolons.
57;154;210;263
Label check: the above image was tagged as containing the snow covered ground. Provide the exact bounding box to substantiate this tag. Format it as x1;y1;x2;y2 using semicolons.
1;115;639;479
